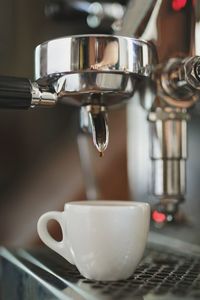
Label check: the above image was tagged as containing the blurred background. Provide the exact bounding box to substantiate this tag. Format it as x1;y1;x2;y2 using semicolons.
0;0;130;247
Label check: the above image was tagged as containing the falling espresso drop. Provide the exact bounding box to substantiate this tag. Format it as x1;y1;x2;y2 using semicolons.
99;151;104;158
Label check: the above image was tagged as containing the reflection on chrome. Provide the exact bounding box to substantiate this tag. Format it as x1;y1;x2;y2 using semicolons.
90;41;119;70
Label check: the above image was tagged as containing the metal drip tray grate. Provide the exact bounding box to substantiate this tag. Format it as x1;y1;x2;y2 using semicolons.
1;243;200;299
54;247;200;299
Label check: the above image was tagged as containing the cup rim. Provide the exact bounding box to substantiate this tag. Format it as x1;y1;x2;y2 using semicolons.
64;200;149;209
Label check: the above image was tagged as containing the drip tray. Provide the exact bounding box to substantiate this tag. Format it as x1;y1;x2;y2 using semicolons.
1;241;200;300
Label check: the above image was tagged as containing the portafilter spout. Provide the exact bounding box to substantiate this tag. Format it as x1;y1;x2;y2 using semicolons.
80;104;109;155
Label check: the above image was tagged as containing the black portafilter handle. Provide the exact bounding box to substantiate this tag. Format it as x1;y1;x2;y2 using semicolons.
0;76;32;109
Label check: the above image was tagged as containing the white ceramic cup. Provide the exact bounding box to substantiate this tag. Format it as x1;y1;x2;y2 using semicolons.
37;201;150;281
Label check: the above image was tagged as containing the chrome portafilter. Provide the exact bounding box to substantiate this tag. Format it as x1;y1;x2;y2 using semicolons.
0;35;155;154
34;34;155;154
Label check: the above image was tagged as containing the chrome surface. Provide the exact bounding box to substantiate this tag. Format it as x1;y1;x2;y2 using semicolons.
31;82;57;107
148;108;188;159
147;105;189;217
80;105;109;154
34;34;155;154
35;34;155;83
148;108;188;214
152;159;186;196
125;0;200;218
156;57;200;109
53;73;134;107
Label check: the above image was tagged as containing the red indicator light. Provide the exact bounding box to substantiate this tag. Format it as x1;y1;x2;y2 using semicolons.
172;0;187;11
152;210;167;223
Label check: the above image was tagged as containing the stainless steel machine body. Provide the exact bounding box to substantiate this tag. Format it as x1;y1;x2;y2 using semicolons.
121;0;200;221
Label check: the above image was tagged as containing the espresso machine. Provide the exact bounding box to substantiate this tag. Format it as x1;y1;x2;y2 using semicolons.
2;0;200;299
0;0;200;222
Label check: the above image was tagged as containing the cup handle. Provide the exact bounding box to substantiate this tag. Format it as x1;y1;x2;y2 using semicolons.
37;211;75;265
